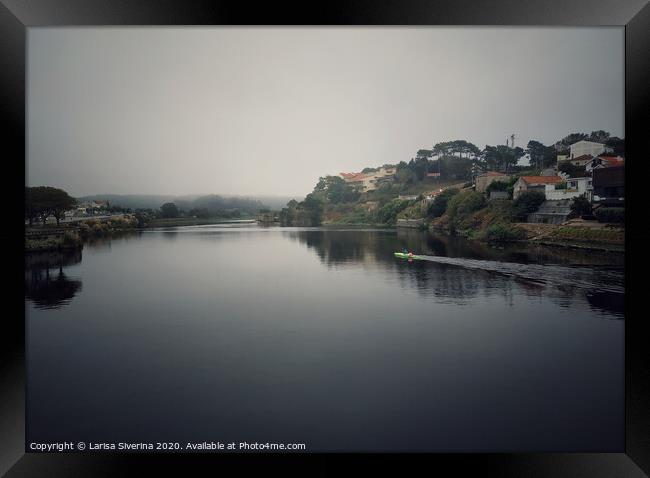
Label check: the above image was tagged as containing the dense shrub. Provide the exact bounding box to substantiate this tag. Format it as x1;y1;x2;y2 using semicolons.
485;180;509;193
427;188;459;218
377;199;412;225
62;231;81;246
558;162;589;178
512;190;546;220
446;190;486;223
482;223;526;242
594;207;624;224
570;196;592;216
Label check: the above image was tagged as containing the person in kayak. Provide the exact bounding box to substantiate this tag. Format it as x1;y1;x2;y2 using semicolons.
402;247;408;254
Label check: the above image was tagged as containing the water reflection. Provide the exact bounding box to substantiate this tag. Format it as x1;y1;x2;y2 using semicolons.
289;229;624;319
84;230;143;251
26;226;624;451
25;250;83;310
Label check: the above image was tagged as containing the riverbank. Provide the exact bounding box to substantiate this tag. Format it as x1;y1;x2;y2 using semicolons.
145;217;256;228
25;228;83;253
25;215;140;253
320;217;624;253
522;222;624;252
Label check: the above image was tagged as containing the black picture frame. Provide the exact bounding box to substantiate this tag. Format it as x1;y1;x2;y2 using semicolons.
3;1;648;476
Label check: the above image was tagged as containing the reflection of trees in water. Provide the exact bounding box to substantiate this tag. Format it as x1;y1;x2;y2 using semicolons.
287;230;390;266
25;249;83;310
290;229;623;317
585;290;624;318
85;230;143;251
398;261;489;304
397;229;624;267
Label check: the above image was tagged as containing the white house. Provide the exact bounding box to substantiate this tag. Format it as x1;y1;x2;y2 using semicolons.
569;140;611;159
545;177;592;201
512;176;564;200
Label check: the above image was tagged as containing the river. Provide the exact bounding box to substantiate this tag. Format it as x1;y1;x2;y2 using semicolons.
25;225;624;452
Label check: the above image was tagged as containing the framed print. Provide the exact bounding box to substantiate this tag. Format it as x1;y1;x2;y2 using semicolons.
3;0;649;475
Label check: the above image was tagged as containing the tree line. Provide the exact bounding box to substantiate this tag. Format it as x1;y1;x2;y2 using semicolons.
25;186;76;226
398;130;624;183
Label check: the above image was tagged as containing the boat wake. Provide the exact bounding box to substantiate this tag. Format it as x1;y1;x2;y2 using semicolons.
411;255;624;295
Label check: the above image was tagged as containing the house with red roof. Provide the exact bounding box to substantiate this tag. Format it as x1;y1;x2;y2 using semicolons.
586;155;625;172
339;167;396;192
512;175;564;200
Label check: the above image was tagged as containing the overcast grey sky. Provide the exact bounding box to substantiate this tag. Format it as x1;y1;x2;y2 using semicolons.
28;27;623;197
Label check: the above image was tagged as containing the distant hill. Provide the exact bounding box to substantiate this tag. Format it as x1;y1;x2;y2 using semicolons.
77;194;300;211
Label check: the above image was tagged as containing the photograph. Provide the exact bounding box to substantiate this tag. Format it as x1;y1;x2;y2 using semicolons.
23;26;627;455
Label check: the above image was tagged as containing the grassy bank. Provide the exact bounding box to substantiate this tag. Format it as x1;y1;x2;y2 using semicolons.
25;230;83;253
26;216;140;253
530;225;624;251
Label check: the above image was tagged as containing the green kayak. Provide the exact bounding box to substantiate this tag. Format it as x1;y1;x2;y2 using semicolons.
394;252;424;260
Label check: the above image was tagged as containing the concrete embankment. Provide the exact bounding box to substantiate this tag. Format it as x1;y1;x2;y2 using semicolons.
396;218;425;229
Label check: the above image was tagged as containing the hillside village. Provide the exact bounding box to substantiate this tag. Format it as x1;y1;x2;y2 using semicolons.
25;131;625;252
279;131;624;249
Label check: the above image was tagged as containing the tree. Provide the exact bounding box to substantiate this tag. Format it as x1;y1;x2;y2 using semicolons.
189;207;210;218
481;145;525;173
437;155;474;180
376;198;412;225
160;202;179;218
427;188;459;218
570;196;592;217
605;136;625;156
25;186;76;226
314;176;360;204
25;187;41;226
526;140;557;170
555;133;588;152
432;140;481;159
588;130;610;143
512;191;546;220
485;180;509;193
302;193;325;226
558;162;589;178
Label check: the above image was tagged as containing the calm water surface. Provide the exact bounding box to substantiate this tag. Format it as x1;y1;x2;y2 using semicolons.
26;225;624;451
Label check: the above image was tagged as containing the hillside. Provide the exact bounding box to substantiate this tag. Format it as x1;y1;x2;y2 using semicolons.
77;193;300;212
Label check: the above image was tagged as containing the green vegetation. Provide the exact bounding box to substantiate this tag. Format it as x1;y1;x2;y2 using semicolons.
547;226;624;244
378;199;416;225
279;129;623;229
314;176;361;204
77;216;139;238
279;195;325;226
481;223;526;242
594;207;624;224
25;230;83;252
485;180;508;193
427;188;459;218
446;191;486;228
512;191;546;221
525;140;557;169
160;202;180;218
570;196;592;216
25;186;77;225
558;162;589;178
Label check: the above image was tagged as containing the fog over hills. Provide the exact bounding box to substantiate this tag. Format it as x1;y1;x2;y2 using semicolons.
77;194;301;211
